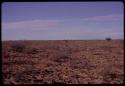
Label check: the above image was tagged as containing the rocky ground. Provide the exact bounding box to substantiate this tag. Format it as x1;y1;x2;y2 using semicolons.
2;40;124;84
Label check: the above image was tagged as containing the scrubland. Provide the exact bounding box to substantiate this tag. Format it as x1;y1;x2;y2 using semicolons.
2;40;124;84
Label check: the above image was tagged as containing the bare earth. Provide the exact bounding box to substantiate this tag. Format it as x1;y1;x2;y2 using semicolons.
2;40;124;84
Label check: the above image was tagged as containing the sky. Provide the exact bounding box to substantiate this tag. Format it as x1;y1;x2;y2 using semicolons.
2;2;124;40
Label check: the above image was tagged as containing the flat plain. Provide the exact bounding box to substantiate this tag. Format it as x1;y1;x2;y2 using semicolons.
2;40;124;84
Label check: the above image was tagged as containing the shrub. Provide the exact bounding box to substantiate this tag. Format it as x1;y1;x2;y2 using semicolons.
10;42;39;54
26;48;39;54
105;37;112;41
11;43;26;53
54;49;71;63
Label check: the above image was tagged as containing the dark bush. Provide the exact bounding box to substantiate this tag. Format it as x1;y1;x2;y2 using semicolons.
11;43;26;53
105;37;112;41
10;42;39;54
27;48;39;54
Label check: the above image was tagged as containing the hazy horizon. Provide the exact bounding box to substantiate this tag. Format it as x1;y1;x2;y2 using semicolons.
2;38;124;41
2;2;124;40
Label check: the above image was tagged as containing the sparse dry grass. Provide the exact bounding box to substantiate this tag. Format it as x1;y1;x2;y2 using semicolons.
2;40;124;84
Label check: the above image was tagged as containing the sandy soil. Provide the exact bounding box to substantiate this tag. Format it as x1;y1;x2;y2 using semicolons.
2;40;124;84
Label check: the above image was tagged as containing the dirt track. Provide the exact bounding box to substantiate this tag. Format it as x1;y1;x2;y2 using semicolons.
2;40;124;84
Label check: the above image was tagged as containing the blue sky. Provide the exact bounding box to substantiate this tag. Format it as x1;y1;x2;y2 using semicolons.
2;2;124;40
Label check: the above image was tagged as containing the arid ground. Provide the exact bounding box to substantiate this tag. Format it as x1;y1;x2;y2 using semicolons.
2;40;124;84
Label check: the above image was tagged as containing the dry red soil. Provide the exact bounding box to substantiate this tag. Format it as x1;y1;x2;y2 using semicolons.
2;40;124;84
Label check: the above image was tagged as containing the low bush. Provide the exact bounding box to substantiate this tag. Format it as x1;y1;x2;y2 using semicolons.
11;43;39;54
11;43;26;53
105;38;112;41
